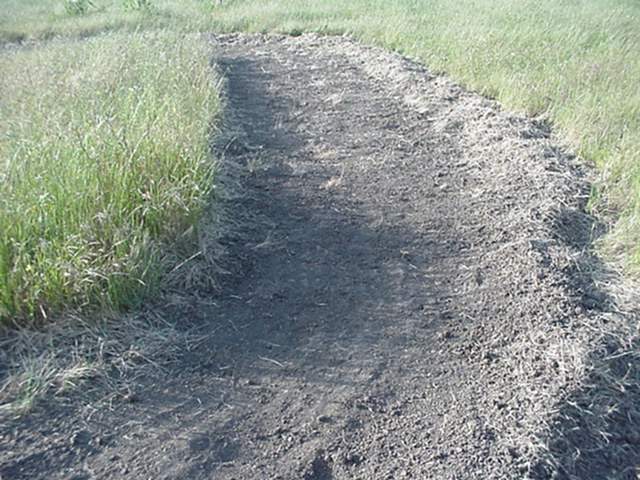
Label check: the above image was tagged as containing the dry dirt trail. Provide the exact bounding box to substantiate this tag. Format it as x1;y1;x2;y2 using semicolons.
2;34;637;480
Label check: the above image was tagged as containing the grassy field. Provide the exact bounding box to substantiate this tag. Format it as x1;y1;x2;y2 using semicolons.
0;0;209;42
0;30;219;324
0;0;639;325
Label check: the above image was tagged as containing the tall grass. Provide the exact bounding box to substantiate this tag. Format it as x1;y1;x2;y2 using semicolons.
0;31;219;323
0;0;211;42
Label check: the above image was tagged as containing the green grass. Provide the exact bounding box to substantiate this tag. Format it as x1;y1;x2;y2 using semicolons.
0;30;219;323
0;0;212;42
1;0;639;324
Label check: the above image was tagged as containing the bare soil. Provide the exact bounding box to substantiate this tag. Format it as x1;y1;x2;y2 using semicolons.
2;34;639;479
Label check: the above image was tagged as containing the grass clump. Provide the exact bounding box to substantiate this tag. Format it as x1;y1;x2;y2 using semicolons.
0;310;200;414
0;31;219;324
63;0;95;16
122;0;153;12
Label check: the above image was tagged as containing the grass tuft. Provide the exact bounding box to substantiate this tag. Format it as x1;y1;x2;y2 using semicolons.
63;0;95;16
122;0;153;12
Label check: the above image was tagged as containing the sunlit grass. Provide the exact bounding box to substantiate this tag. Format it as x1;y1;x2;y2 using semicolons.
0;0;212;42
0;31;219;323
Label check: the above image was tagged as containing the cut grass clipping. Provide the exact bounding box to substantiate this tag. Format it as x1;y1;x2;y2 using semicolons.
0;311;203;413
0;31;219;325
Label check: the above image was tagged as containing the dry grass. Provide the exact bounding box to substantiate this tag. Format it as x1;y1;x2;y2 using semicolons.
0;309;210;415
528;270;640;478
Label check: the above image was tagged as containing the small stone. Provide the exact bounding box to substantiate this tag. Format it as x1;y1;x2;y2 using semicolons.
317;415;332;424
483;351;497;362
434;450;448;460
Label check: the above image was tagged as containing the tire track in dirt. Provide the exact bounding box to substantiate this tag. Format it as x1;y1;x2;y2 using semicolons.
1;34;633;479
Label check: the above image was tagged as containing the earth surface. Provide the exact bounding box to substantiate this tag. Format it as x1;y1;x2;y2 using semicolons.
1;34;639;480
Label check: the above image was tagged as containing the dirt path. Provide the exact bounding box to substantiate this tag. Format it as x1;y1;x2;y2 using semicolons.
1;34;634;479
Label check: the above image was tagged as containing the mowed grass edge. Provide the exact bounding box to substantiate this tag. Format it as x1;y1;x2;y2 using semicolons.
0;30;220;325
